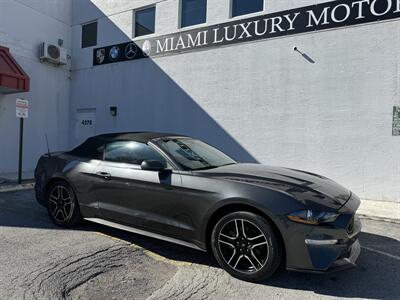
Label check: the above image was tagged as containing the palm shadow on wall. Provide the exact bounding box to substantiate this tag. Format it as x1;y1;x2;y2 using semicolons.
70;1;257;163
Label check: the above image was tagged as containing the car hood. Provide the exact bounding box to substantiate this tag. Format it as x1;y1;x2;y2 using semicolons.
199;163;351;207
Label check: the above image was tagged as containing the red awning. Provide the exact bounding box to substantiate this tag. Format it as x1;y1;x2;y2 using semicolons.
0;46;30;94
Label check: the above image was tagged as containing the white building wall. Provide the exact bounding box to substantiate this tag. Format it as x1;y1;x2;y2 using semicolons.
0;0;72;177
70;0;400;202
0;0;397;202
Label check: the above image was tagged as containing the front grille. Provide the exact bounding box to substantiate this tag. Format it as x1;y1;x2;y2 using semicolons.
347;215;355;234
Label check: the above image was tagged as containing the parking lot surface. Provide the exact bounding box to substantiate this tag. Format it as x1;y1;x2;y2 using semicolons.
0;190;399;300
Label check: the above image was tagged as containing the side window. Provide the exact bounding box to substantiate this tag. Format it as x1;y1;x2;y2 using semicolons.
104;141;167;166
181;0;207;28
134;7;156;37
231;0;264;17
81;21;98;48
70;137;104;160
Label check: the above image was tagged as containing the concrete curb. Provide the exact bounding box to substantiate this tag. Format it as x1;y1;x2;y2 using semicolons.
358;199;400;223
0;182;35;193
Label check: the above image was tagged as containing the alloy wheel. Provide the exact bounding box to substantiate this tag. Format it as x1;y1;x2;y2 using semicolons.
48;185;74;223
217;219;270;273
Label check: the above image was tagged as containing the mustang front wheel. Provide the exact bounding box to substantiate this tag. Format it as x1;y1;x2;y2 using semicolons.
211;211;282;282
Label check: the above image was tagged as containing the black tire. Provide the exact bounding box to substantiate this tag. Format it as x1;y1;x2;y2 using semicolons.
211;211;282;282
47;181;82;227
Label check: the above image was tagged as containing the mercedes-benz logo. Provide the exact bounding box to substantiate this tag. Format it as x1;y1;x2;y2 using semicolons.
109;46;120;61
125;43;137;59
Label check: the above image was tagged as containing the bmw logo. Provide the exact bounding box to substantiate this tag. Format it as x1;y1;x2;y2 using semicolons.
109;46;120;61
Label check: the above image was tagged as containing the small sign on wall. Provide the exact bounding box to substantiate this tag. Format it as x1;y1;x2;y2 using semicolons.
16;98;29;118
75;108;96;142
392;106;400;136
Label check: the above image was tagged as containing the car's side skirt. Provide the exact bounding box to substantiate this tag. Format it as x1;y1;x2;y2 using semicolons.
84;218;206;252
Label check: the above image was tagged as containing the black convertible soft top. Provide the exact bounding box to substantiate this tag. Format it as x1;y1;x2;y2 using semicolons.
92;131;185;143
69;132;186;159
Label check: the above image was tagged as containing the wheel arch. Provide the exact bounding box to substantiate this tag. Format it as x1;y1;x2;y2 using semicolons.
204;203;286;265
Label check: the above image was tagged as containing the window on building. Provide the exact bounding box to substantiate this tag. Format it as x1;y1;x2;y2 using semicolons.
181;0;207;28
135;7;156;37
231;0;264;17
104;141;166;165
81;21;97;48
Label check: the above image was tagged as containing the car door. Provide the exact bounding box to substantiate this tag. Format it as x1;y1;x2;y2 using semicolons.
93;141;185;236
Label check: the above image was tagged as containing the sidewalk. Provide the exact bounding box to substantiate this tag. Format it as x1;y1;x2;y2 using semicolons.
0;171;34;183
0;181;399;222
0;171;35;192
358;199;400;222
0;180;34;192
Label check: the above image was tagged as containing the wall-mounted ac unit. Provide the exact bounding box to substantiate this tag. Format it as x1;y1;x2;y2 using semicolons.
39;42;67;65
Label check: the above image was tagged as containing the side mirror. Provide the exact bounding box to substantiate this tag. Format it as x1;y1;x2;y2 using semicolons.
141;160;167;172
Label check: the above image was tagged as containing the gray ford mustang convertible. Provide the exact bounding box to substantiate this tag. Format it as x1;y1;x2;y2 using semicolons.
35;132;361;282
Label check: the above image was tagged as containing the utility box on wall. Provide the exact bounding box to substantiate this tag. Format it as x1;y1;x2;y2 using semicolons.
392;106;400;136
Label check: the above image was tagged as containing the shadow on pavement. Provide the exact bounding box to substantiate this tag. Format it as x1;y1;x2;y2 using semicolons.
264;231;400;299
93;224;400;299
1;190;399;299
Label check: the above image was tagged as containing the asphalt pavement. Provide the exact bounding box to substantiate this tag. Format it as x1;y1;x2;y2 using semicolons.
0;190;399;300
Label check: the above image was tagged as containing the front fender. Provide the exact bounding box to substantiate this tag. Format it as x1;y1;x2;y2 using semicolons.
199;187;304;251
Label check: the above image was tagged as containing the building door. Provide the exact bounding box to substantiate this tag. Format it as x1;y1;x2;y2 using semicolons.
75;108;96;143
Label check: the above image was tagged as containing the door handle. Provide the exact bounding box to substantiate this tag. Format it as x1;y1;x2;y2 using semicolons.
96;172;111;180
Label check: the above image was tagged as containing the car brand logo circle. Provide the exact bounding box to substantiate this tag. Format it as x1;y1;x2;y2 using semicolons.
125;43;137;60
142;40;151;56
96;48;105;64
109;46;120;61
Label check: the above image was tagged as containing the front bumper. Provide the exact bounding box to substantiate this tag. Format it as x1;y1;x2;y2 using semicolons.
284;213;362;273
287;237;361;273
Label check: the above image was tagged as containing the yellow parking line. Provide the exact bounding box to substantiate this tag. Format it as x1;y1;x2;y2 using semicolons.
95;232;130;244
141;248;193;266
94;231;193;267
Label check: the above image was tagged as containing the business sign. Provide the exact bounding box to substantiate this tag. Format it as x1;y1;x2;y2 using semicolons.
16;98;29;118
94;42;148;65
94;0;400;66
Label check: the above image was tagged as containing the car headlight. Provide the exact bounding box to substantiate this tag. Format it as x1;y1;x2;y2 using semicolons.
287;210;339;225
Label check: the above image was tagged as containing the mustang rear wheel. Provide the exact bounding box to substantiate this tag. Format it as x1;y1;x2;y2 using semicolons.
211;211;282;282
47;181;82;227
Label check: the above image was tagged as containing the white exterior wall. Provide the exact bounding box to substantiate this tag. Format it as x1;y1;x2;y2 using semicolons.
70;0;400;202
0;0;396;202
0;0;72;176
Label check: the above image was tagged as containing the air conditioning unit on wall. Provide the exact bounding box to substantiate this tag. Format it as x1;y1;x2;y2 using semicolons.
39;42;67;65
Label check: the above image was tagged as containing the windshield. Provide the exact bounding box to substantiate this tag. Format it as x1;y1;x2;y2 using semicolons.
157;138;236;171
